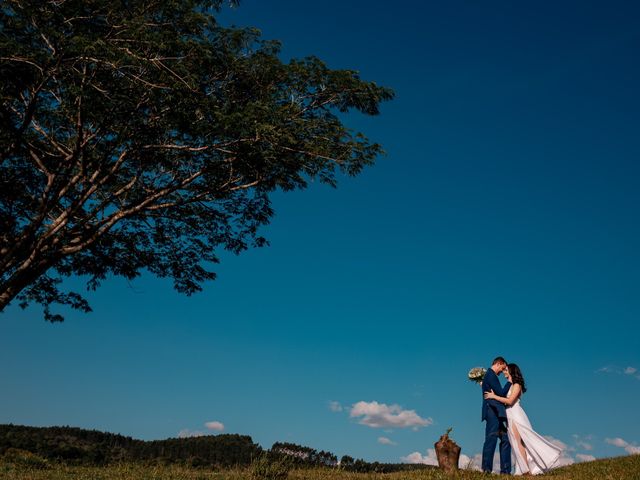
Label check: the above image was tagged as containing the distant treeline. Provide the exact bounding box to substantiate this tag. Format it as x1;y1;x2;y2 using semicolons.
0;424;433;472
270;442;434;473
0;424;260;467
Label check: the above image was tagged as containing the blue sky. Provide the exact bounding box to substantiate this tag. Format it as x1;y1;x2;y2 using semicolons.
1;0;640;467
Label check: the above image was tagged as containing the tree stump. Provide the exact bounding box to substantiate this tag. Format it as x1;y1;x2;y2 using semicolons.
434;429;461;473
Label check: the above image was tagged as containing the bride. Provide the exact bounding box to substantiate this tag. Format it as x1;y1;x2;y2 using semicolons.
484;363;562;475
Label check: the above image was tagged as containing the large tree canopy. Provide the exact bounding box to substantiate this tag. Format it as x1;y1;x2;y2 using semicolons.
0;0;393;321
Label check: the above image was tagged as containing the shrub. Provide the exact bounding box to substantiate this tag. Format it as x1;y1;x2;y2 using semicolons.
2;448;50;469
250;453;292;480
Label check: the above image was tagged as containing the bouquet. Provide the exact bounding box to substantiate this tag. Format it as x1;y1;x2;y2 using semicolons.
468;367;487;384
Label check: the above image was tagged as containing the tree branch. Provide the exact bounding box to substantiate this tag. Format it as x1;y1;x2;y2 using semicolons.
59;168;206;255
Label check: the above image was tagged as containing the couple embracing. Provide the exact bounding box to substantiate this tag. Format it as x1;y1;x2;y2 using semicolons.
481;356;562;475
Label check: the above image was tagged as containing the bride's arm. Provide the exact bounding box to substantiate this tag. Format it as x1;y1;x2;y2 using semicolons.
485;383;521;406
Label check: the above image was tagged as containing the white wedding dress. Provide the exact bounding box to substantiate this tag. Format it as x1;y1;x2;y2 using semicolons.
505;387;562;475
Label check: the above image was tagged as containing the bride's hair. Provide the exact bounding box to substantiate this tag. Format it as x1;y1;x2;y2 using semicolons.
508;363;527;393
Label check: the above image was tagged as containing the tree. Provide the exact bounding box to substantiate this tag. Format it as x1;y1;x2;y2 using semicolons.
339;455;355;469
0;0;393;320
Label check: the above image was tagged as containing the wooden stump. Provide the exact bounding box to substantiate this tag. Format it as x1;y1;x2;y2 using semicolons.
434;429;461;473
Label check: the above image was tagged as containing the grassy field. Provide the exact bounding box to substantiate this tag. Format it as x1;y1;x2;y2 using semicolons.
1;455;639;480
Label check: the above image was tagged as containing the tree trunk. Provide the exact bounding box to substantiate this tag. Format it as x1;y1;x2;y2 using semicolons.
434;430;461;473
0;258;53;311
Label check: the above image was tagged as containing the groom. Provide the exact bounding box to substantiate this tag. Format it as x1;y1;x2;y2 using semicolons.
481;356;512;474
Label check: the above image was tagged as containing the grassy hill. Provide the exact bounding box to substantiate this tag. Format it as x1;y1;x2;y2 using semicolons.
1;452;639;479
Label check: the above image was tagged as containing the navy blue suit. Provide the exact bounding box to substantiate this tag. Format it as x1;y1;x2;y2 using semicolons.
481;368;512;474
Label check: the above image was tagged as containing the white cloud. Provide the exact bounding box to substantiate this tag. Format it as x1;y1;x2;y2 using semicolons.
555;453;575;467
572;434;593;451
328;401;343;412
377;436;397;446
598;365;640;380
178;429;206;438
605;437;640;455
402;449;481;470
350;401;432;429
401;449;438;466
597;366;615;373
576;454;596;462
180;420;224;437
606;437;628;448
458;453;482;470
204;421;224;432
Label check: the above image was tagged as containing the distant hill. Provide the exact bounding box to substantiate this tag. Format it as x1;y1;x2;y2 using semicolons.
0;424;431;473
0;424;261;467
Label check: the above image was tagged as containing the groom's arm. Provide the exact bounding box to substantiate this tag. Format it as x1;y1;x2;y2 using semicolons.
501;382;512;397
484;371;502;394
482;371;507;409
483;371;510;397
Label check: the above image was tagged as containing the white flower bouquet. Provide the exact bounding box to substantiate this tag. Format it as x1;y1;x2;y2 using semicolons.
468;367;487;384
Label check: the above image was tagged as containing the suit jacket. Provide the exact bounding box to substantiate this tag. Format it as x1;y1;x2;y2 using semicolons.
481;368;511;421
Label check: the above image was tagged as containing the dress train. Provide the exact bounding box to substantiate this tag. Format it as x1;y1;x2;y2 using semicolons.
506;389;562;475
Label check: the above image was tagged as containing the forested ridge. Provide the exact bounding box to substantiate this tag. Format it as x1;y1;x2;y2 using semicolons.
0;424;260;467
0;424;432;472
